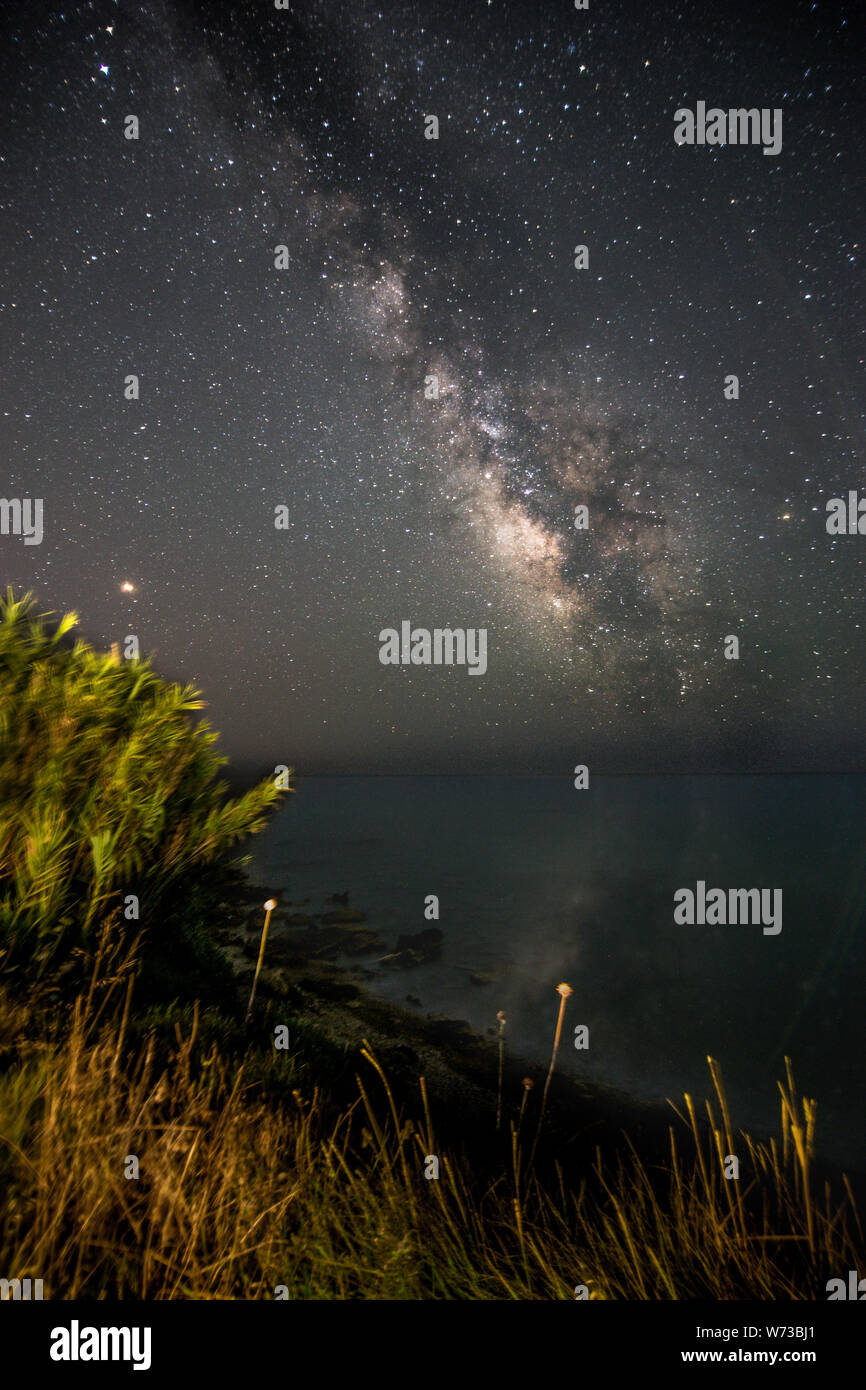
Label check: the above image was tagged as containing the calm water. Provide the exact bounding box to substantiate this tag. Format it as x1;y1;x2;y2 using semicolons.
248;775;866;1167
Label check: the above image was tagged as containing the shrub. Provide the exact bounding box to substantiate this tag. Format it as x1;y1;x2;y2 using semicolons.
0;589;285;996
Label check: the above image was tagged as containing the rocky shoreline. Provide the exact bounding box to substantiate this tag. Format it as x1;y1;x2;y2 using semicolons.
210;882;865;1192
211;884;715;1173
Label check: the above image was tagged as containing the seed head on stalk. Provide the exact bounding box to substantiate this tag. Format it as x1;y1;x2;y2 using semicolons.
530;983;572;1163
245;899;278;1025
495;1010;507;1131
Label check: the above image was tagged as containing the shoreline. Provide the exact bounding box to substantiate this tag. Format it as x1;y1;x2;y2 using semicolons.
219;883;866;1193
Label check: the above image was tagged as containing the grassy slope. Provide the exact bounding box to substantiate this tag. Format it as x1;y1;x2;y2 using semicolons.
0;974;862;1300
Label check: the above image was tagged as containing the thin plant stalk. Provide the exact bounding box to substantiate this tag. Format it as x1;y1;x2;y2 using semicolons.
495;1010;506;1131
244;898;278;1024
517;1076;534;1143
531;982;572;1163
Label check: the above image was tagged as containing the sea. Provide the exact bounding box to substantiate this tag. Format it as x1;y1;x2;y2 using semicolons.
247;774;866;1169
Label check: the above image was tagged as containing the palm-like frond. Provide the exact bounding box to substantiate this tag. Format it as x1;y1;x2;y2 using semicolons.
0;590;287;981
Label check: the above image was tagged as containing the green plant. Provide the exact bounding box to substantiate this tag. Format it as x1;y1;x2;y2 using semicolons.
0;589;286;994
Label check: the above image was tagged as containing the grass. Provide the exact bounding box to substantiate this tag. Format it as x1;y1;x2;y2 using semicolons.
0;979;861;1300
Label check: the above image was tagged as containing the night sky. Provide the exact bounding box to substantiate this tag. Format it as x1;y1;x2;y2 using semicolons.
1;0;863;774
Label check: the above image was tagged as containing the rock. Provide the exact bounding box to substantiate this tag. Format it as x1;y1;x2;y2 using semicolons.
379;927;443;968
422;1016;478;1051
237;885;272;907
300;977;360;1003
266;924;384;966
339;929;386;956
396;927;443;954
379;949;421;969
406;994;422;1007
469;971;495;987
311;946;339;962
326;891;350;906
320;908;367;924
286;913;317;927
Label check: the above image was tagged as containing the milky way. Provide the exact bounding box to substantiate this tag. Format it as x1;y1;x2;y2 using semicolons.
0;0;863;772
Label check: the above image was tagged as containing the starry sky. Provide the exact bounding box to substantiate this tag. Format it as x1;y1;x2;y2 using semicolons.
0;0;863;774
